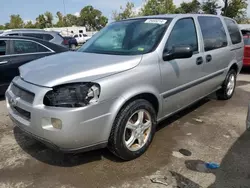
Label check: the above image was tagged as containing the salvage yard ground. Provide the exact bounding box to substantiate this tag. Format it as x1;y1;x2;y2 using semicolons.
1;72;250;188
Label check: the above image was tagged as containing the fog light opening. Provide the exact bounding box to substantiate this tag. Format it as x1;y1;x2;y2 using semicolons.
51;118;62;129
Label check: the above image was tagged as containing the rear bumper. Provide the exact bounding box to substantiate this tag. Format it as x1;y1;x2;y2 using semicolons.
243;58;250;66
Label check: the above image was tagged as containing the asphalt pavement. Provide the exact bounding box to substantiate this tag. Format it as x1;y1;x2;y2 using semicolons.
0;72;250;188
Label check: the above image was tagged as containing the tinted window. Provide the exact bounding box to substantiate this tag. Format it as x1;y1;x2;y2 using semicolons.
22;33;43;39
0;40;7;56
43;34;53;41
79;34;82;37
7;33;19;36
74;34;78;38
198;16;228;51
13;40;50;54
165;18;198;53
83;34;88;37
224;18;242;44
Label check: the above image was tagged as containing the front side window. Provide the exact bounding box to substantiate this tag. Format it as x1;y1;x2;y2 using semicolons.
165;18;198;53
224;18;242;44
79;18;172;55
0;40;7;56
198;16;228;51
13;40;50;54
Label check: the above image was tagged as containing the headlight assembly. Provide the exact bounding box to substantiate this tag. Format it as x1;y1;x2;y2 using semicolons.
43;83;100;108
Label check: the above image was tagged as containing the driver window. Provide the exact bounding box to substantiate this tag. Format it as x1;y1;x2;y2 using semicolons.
165;18;198;54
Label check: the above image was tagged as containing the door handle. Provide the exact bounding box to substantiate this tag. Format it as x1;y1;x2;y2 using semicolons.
196;57;203;65
206;55;212;63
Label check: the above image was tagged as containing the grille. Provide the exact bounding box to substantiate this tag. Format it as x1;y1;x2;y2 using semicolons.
11;84;35;103
12;106;31;120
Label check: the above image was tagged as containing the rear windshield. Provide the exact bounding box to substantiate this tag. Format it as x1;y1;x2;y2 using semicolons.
244;36;250;45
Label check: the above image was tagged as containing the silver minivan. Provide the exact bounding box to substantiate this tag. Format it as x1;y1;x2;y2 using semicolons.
5;14;243;160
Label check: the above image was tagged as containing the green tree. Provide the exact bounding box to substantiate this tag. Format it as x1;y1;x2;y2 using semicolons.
223;0;248;21
55;11;65;27
35;14;46;28
44;11;53;27
0;25;5;30
112;2;135;21
175;0;201;13
9;14;24;29
24;21;36;28
202;0;221;14
78;6;108;30
65;14;78;26
141;0;176;16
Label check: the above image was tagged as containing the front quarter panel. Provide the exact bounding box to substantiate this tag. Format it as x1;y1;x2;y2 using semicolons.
96;52;162;135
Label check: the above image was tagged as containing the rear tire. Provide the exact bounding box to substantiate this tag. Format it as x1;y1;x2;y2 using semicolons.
108;99;157;161
216;69;237;100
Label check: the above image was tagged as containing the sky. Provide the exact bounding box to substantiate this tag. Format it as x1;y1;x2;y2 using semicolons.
0;0;250;25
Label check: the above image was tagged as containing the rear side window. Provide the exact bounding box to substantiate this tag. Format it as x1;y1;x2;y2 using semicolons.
43;34;54;41
0;40;7;56
22;33;43;40
7;33;19;36
165;18;198;53
198;16;228;51
12;40;50;54
224;18;242;44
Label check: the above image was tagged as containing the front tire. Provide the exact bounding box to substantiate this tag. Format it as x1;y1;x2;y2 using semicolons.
216;69;237;100
108;99;157;161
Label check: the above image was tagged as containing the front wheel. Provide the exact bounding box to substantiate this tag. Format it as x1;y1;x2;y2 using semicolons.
216;69;237;100
108;99;157;161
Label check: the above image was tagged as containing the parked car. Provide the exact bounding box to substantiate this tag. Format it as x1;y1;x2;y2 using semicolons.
0;36;68;95
6;14;243;160
63;36;78;50
73;33;91;44
0;29;66;47
243;35;250;66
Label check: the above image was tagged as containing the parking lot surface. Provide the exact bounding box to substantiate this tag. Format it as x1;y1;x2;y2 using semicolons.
1;73;250;188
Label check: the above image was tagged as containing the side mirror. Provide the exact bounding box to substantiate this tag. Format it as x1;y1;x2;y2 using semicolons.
163;45;193;61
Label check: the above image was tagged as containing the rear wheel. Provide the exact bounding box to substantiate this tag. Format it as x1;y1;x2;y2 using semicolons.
216;69;237;100
108;99;157;161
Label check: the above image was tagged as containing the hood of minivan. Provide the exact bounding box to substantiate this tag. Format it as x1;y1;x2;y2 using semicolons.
19;52;142;87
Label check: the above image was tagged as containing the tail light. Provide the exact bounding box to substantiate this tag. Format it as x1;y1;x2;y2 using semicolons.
63;39;69;45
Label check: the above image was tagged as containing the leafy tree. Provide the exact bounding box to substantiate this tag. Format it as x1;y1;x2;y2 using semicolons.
202;0;221;14
175;0;201;13
9;14;24;29
65;14;78;26
79;6;108;31
55;11;65;27
24;21;36;28
35;14;46;28
223;0;248;21
141;0;176;16
112;2;135;21
44;11;53;27
0;25;4;30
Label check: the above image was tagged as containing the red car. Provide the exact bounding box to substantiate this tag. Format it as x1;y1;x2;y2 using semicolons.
243;35;250;66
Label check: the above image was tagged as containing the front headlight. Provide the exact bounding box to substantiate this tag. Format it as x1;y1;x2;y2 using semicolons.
43;83;100;108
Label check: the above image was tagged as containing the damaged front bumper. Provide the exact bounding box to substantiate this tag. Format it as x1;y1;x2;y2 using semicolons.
5;77;116;152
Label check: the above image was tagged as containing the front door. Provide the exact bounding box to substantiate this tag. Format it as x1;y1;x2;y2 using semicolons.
159;17;205;117
0;39;13;93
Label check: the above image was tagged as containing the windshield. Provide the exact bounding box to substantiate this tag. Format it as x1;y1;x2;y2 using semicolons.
78;18;172;55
